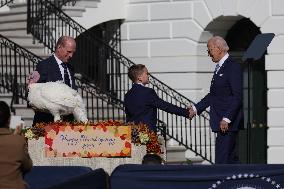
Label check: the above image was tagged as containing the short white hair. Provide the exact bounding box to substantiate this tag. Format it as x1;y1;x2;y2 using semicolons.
209;36;229;52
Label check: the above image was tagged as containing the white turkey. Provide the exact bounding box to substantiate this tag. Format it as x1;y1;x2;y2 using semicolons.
27;71;88;122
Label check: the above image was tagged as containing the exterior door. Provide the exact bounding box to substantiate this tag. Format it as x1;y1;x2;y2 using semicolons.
226;18;267;163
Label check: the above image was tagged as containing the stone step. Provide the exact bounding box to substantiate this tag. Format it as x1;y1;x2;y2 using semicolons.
61;5;85;17
0;93;13;105
167;145;186;152
86;106;124;118
81;0;101;2
0;53;39;60
82;97;116;107
0;21;26;31
21;116;34;128
74;0;99;8
13;104;34;117
166;145;186;164
0;56;39;65
6;36;42;46
185;147;215;163
1;67;36;76
8;2;27;13
166;137;213;163
17;43;45;49
22;47;46;56
0;11;26;22
185;150;207;164
166;128;215;145
0;29;29;36
166;145;207;164
0;51;49;60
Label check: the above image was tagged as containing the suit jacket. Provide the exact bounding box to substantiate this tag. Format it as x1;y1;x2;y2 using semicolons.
195;56;244;132
0;128;32;189
36;55;76;89
32;55;76;126
124;83;188;131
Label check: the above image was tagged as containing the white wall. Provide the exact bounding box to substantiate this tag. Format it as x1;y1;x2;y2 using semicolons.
73;0;127;29
263;0;284;164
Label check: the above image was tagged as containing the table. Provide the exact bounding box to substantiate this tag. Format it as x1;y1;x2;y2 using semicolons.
28;137;147;174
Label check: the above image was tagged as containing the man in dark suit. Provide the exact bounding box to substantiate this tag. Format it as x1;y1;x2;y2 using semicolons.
189;36;244;164
124;64;190;132
32;36;77;126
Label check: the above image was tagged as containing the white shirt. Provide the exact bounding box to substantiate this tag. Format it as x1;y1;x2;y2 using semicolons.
192;53;231;123
135;82;145;86
54;54;72;88
215;53;229;73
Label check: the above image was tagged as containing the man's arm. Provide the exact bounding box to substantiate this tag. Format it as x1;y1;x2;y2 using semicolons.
35;60;48;83
224;62;243;121
195;93;211;115
147;89;189;118
188;93;210;119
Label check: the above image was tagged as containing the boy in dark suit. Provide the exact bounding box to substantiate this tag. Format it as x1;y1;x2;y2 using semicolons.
189;36;244;164
124;64;190;132
32;36;77;126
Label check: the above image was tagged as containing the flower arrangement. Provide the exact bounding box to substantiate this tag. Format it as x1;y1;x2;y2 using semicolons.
25;120;161;154
24;123;45;140
130;123;161;154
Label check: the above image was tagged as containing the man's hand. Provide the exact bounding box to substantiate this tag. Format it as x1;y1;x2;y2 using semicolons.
188;106;196;119
220;120;229;133
27;71;40;85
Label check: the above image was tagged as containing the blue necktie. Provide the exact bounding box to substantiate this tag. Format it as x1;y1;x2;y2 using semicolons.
61;63;71;87
215;64;220;73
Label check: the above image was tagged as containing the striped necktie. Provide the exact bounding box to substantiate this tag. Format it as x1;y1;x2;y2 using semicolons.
61;63;71;87
215;64;220;74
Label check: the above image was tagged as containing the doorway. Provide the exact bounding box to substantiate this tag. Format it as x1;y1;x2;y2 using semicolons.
226;18;267;163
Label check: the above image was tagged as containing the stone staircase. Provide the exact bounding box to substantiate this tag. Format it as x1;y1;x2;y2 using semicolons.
0;0;209;164
166;138;207;164
0;6;48;57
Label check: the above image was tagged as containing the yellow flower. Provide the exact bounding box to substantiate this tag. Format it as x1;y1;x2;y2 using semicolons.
25;129;35;140
139;132;149;144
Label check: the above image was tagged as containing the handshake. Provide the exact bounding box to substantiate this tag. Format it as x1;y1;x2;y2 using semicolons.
187;106;196;120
